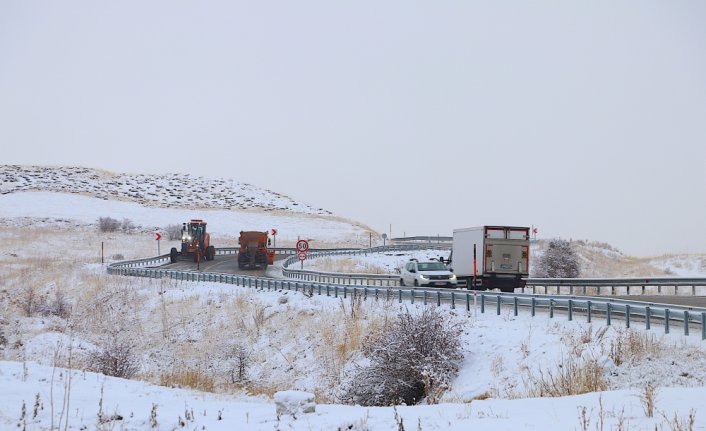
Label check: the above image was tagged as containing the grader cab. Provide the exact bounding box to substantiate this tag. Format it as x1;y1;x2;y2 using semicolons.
170;219;215;263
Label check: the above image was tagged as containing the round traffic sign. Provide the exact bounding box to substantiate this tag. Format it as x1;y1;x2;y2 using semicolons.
297;251;307;261
296;239;309;252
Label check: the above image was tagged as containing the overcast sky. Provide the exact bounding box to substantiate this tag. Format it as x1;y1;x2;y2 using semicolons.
1;1;705;256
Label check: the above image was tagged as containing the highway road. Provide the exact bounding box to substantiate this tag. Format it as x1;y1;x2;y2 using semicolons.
161;253;285;279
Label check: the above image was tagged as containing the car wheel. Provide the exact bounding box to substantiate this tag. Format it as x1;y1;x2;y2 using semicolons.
414;279;419;287
400;278;405;286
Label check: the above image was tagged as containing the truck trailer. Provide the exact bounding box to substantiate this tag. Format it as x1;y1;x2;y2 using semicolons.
447;226;530;292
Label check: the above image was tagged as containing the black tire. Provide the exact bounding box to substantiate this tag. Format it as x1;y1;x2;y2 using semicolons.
208;246;216;261
170;248;178;263
414;279;419;287
399;278;405;286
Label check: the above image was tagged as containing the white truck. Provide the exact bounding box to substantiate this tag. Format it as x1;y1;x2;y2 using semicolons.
447;226;530;292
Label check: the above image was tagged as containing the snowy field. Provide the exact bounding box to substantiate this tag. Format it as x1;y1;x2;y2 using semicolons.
1;188;706;430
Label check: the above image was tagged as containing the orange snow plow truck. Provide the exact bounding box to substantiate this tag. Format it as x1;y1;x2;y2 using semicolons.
237;231;275;270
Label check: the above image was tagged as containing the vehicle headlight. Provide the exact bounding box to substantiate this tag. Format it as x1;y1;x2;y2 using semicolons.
420;274;429;279
449;274;457;280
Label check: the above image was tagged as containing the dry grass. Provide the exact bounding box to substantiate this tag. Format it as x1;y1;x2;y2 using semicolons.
310;257;389;274
523;354;608;397
609;327;664;367
159;369;215;392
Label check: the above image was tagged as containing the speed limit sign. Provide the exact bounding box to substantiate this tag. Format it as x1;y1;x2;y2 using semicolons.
296;239;309;252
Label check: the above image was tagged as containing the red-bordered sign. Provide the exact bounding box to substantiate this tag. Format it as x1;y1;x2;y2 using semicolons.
155;232;162;241
272;228;278;236
297;251;307;261
296;239;309;252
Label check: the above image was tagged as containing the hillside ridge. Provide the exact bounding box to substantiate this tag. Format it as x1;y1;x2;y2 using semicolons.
0;165;332;216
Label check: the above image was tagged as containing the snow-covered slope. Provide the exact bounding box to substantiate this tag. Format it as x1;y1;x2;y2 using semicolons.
0;165;332;215
0;165;377;247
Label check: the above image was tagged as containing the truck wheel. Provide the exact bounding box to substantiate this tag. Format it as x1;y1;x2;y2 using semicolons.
399;278;405;286
170;248;178;263
208;246;216;261
414;280;419;287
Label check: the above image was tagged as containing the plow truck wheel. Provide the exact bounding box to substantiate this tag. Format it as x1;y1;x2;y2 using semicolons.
207;245;215;261
170;248;178;263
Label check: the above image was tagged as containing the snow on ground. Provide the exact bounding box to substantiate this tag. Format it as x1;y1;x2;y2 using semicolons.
2;175;706;430
2;297;706;430
0;191;374;247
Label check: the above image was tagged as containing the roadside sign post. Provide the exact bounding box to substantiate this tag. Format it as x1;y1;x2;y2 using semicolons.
296;239;309;270
155;231;162;255
271;228;278;248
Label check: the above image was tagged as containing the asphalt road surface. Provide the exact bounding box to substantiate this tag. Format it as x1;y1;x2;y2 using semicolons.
161;253;284;279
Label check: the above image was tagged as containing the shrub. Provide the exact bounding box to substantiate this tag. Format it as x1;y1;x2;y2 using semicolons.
98;217;121;232
165;224;183;241
340;307;462;406
88;340;140;379
534;239;580;278
121;218;135;232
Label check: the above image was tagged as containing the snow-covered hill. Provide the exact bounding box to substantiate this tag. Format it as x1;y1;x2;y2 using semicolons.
0;165;332;215
0;165;377;247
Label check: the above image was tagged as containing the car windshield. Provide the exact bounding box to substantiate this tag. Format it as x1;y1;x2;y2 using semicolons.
417;262;447;271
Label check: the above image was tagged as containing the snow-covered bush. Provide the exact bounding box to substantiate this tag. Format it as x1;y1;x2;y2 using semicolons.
534;239;580;278
98;216;121;232
88;340;140;379
340;307;462;406
165;223;182;241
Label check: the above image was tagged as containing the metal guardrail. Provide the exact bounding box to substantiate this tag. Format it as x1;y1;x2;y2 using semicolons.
524;277;706;296
106;259;706;340
281;244;449;286
281;248;706;297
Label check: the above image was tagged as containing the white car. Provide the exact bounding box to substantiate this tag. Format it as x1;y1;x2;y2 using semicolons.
400;259;458;287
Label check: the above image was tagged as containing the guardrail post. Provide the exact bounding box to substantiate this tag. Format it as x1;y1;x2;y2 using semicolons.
684;311;689;336
513;296;518;316
664;309;670;334
481;294;485;314
587;301;592;322
364;287;368;301
465;293;470;312
702;313;705;340
375;288;379;301
606;303;611;326
531;297;536;317
496;295;501;315
451;292;455;309
625;304;630;328
646;307;651;330
568;299;573;321
398;289;402;303
549;299;554;319
437;291;441;307
423;290;427;306
343;285;347;298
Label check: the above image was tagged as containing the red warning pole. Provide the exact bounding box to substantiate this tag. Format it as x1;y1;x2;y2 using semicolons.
473;243;477;289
